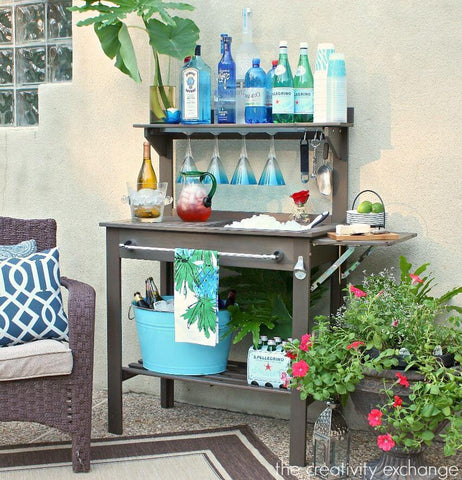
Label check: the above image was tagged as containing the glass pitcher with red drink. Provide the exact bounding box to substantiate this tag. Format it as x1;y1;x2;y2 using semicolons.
176;171;217;222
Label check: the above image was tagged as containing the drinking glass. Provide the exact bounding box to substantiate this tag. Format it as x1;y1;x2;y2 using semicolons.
258;136;285;186
176;136;197;183
230;137;257;185
205;137;228;184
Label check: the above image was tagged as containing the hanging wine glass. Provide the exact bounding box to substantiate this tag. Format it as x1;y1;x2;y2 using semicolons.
204;137;228;184
176;136;197;183
230;137;257;185
258;136;285;186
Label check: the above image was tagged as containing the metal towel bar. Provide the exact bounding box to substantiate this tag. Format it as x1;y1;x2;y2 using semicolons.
119;242;284;262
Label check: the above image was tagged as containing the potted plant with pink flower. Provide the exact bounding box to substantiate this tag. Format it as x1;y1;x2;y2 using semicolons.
285;255;462;479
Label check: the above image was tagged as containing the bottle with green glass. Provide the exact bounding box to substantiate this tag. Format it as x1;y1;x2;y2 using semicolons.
294;42;314;122
272;41;294;123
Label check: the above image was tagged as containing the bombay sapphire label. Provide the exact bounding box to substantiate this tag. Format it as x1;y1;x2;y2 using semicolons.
272;87;294;114
294;87;314;114
182;67;199;120
245;88;265;107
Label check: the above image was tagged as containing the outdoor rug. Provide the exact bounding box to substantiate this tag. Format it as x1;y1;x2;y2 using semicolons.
0;425;297;479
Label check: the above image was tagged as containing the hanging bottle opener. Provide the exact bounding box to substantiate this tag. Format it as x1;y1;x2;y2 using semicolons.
310;130;322;179
300;130;309;184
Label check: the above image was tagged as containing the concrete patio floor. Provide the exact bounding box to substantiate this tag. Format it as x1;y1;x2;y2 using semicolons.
0;390;460;479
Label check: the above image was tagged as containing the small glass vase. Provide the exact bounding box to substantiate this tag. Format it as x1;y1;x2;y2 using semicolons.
150;85;179;123
291;203;310;224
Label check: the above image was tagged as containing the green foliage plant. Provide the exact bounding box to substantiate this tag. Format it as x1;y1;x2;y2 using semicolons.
220;266;327;348
70;0;200;87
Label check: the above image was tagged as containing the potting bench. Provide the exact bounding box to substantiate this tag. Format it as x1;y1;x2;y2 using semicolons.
100;114;416;465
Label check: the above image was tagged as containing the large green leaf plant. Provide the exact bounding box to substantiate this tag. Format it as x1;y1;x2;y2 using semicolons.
70;0;200;85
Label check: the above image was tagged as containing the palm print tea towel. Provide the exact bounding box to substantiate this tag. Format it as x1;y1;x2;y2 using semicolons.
174;248;219;346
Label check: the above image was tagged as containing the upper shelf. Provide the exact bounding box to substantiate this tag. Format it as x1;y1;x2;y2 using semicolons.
134;107;353;141
136;108;354;160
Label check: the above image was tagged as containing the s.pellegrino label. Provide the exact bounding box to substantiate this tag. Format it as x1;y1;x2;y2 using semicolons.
182;67;199;120
245;87;265;107
294;88;314;114
272;87;294;114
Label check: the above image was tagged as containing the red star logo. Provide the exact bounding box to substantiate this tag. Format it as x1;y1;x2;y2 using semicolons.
275;99;280;104
265;363;271;370
296;100;299;104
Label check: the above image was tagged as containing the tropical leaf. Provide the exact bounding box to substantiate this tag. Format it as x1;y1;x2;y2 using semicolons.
146;16;199;60
93;21;142;82
182;296;216;338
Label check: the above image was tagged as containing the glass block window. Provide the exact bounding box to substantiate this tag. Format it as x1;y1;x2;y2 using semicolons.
0;0;72;126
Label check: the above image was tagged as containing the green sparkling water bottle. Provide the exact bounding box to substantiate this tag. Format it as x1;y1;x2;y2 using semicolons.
272;41;294;123
294;42;314;122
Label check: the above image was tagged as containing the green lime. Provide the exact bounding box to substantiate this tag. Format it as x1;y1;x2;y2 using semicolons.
372;202;384;213
357;201;372;213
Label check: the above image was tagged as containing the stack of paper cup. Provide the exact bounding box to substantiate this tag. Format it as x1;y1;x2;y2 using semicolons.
327;53;347;123
313;43;335;123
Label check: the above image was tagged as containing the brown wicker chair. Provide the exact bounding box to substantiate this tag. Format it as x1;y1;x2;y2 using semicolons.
0;217;96;472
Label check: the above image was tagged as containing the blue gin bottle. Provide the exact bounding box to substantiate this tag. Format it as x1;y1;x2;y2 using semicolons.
181;45;211;124
245;58;267;123
217;36;236;123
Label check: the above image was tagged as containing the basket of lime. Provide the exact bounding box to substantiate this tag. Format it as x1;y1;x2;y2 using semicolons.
346;189;386;227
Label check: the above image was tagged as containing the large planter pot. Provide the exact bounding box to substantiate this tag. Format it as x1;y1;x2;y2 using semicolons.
352;369;447;480
350;368;423;418
362;447;439;480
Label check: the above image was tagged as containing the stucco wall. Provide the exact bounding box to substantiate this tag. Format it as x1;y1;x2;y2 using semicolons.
1;0;461;422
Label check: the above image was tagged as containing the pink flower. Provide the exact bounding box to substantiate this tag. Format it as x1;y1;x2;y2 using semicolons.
299;333;313;351
396;373;410;388
292;360;309;378
409;273;423;285
290;190;310;206
349;285;368;298
391;318;399;327
347;341;365;350
368;409;383;427
393;395;403;408
377;434;396;452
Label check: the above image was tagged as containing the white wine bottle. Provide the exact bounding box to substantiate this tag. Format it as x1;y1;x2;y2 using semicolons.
137;142;158;190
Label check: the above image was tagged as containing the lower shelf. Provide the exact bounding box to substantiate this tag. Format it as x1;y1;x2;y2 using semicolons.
123;360;291;395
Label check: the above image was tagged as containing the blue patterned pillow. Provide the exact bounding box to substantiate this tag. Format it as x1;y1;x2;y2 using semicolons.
0;247;68;347
0;239;37;260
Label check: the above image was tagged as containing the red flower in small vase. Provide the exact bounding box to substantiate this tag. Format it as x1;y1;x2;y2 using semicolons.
368;409;383;427
290;190;310;206
409;273;423;285
377;433;396;452
292;360;309;378
347;341;365;350
393;395;403;408
349;285;368;298
396;372;410;388
299;333;313;351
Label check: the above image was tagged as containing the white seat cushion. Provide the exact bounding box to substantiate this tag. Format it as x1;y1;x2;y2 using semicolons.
0;339;73;381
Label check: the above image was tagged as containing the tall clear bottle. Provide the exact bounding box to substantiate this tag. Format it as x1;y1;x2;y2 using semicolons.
217;36;236;123
272;41;294;123
181;45;211;124
294;42;314;122
235;8;259;124
265;60;278;123
245;58;266;123
137;142;157;190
